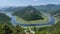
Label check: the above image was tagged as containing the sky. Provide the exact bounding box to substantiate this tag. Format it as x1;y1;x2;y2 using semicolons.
0;0;60;7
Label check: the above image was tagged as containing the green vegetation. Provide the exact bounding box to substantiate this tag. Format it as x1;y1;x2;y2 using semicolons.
35;21;60;34
13;6;52;24
14;6;44;21
0;13;13;34
0;13;11;23
0;24;25;34
51;10;60;17
15;15;49;24
0;13;12;26
0;20;60;34
0;4;60;34
0;13;60;34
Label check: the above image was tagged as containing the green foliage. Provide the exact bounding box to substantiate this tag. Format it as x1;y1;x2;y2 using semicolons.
0;21;60;34
0;24;25;34
14;6;44;21
1;24;12;34
32;27;37;31
0;13;11;23
13;25;25;34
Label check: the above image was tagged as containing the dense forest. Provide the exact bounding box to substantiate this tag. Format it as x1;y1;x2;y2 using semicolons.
0;13;11;24
14;6;44;21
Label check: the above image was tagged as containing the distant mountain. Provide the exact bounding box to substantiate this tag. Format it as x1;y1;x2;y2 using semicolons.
51;10;60;17
34;4;60;13
1;6;25;13
7;4;60;13
0;4;60;14
14;6;44;21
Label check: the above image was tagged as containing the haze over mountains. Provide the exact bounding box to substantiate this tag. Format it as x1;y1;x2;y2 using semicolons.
35;4;60;12
0;4;60;14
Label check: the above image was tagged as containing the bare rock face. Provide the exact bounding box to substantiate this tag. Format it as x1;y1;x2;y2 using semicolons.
14;6;44;21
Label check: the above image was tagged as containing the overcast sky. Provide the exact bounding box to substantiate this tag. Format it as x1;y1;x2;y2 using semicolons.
0;0;60;7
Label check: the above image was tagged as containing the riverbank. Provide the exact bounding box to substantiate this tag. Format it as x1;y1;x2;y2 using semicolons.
16;16;49;24
15;13;50;24
3;12;56;26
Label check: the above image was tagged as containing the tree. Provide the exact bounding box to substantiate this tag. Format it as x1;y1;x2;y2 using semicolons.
13;25;24;34
1;24;12;34
33;27;37;31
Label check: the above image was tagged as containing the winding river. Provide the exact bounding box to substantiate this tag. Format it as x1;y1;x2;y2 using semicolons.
5;12;55;26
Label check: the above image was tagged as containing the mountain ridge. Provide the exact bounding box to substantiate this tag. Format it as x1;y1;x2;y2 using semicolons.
14;6;44;21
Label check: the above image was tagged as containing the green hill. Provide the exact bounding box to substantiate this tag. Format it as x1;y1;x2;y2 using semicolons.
0;13;11;24
14;6;44;21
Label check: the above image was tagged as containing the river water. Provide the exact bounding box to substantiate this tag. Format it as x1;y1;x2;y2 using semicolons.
5;12;55;26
